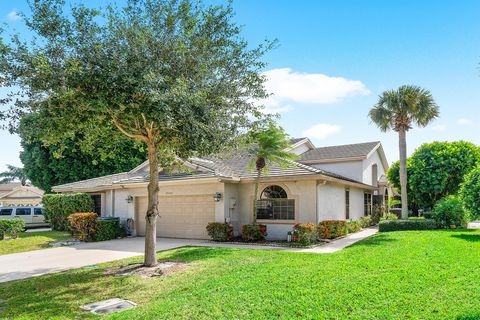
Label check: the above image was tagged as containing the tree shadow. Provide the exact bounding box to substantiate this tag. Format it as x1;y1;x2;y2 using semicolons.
457;313;480;319
451;234;480;242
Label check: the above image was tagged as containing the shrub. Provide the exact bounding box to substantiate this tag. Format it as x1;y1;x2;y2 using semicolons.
359;216;373;228
347;220;362;234
317;220;347;239
379;219;437;232
93;218;121;241
68;213;98;241
432;195;471;228
0;219;25;239
43;193;94;230
381;213;399;221
206;222;234;241
292;223;317;245
460;166;480;218
241;224;267;241
371;204;385;224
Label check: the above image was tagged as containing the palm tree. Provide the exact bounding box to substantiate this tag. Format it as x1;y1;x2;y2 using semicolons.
0;165;28;186
369;85;439;219
249;125;297;223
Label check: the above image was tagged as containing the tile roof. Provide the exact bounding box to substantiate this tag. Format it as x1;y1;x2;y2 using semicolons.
300;141;380;162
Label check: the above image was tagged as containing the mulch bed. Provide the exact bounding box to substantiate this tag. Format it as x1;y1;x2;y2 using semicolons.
104;261;188;278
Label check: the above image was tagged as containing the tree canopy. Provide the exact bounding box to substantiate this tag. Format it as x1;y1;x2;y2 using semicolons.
387;141;480;210
18;112;146;192
0;0;272;266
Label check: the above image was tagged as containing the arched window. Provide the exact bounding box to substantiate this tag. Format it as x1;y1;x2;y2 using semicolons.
260;185;288;199
256;185;294;220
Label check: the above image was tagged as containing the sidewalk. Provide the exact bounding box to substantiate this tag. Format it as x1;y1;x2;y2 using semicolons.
297;227;378;253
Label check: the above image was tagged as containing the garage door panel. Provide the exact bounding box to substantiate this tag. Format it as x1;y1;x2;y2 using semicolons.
135;195;215;239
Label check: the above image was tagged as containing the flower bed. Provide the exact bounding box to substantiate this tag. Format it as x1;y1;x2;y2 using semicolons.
206;222;234;241
318;220;347;239
292;223;317;245
241;224;267;241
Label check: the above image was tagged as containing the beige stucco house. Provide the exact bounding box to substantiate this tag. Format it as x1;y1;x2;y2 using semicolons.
0;183;44;207
52;138;390;240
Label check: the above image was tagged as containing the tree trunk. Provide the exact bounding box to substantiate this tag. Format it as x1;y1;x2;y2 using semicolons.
144;140;159;267
252;168;261;224
398;128;409;219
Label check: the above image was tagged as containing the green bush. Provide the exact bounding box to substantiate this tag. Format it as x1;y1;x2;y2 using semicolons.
206;222;234;241
317;220;347;239
381;213;399;221
379;219;437;232
93;218;121;241
359;216;373;228
347;220;362;234
460;166;480;218
68;213;98;241
43;193;94;230
292;223;317;245
371;204;385;224
0;219;25;239
432;195;471;228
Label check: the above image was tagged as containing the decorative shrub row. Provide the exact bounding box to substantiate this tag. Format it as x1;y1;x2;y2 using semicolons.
318;220;348;239
379;219;437;232
206;222;234;241
292;223;317;245
359;216;373;228
0;219;25;240
68;213;123;241
241;224;267;241
347;220;362;234
43;193;94;231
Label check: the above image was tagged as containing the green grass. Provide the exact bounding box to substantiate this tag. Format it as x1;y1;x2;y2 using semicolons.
1;229;480;319
0;231;72;255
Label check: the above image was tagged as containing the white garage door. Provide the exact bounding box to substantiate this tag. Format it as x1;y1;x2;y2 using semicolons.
135;195;215;239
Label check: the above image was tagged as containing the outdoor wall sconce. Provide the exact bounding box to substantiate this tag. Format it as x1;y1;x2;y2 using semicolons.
213;192;222;202
126;195;133;203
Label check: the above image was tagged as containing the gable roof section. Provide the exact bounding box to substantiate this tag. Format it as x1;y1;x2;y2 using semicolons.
0;186;44;199
299;141;381;162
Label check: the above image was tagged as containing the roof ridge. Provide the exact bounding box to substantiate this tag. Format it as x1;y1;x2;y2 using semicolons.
313;141;380;150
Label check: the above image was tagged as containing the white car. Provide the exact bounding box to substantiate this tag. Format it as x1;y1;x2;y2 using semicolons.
0;206;49;228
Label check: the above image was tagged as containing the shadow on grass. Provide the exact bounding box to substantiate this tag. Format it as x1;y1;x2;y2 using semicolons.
347;233;398;248
0;246;235;319
457;314;480;320
451;234;480;242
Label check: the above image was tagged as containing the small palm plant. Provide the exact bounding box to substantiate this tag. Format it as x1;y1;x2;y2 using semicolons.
0;165;28;186
248;125;297;223
369;85;439;219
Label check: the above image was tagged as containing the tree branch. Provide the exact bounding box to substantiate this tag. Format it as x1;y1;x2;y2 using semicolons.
111;116;148;142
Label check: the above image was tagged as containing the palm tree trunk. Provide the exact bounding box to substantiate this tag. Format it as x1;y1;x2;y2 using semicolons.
144;140;159;267
398;128;409;219
252;168;261;224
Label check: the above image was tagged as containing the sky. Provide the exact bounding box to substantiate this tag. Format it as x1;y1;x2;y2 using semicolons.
0;0;479;172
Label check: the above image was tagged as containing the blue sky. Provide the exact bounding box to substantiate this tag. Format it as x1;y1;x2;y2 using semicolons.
1;0;479;172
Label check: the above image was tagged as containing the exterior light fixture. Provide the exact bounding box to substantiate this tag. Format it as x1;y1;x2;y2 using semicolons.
126;195;133;203
213;192;222;202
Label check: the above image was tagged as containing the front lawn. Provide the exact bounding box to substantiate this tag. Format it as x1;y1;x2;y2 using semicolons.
0;230;479;319
0;231;72;255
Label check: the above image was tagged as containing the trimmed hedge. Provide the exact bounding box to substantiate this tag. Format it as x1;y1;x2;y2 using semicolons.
241;224;267;241
43;193;94;230
379;219;437;232
0;219;25;239
93;218;121;241
292;223;317;245
206;222;234;241
318;220;347;239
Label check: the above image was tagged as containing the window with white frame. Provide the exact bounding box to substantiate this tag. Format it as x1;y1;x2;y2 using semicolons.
256;185;295;220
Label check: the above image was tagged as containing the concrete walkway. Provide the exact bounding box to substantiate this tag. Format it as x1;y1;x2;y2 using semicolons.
0;228;377;283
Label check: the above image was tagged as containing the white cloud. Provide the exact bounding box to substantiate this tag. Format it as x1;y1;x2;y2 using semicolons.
260;68;370;113
303;123;342;140
457;118;472;125
431;124;447;132
7;10;20;21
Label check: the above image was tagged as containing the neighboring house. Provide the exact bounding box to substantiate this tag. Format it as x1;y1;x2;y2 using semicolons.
52;138;390;240
0;183;44;207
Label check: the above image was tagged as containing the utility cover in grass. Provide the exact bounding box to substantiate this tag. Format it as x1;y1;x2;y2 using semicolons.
80;298;136;315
